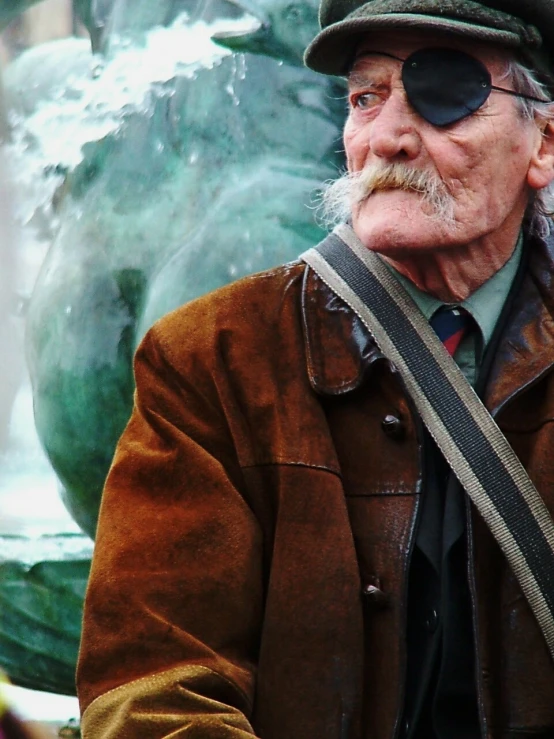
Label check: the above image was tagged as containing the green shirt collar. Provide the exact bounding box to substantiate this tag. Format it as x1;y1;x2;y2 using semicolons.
387;231;523;350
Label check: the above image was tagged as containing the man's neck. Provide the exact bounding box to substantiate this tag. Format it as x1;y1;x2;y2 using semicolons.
379;232;520;302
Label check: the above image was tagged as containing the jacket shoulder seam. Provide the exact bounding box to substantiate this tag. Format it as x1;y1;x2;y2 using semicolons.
241;460;341;477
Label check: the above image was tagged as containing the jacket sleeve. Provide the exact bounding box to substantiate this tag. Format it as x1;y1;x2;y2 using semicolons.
76;320;264;738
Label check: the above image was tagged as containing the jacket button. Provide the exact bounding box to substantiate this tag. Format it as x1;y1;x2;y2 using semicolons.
362;580;389;608
426;609;439;633
381;414;405;440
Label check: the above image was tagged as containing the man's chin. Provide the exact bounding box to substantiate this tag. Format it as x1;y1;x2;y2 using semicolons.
351;215;457;255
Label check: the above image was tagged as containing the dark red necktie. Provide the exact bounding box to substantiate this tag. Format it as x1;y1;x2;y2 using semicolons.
430;306;472;357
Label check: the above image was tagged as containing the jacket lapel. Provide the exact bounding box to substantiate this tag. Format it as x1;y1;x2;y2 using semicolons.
484;229;554;416
301;264;385;395
301;228;554;413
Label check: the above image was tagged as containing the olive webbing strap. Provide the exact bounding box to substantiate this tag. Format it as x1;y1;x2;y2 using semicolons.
300;222;554;660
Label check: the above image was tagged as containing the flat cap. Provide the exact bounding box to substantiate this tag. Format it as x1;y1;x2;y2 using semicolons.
304;0;554;77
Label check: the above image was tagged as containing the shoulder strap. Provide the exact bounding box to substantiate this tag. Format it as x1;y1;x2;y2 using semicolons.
300;222;554;660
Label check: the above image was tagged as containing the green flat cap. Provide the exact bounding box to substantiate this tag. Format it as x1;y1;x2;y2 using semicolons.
304;0;554;76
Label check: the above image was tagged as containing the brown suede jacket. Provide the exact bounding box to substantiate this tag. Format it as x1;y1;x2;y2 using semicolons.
77;230;554;739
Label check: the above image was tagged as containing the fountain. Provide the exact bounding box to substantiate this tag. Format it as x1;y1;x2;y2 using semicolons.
0;0;345;697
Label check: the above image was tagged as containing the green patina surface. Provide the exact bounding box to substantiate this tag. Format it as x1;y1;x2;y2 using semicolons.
26;10;345;539
0;558;90;695
0;0;346;695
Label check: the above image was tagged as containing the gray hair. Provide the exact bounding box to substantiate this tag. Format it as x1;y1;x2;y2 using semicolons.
503;58;554;230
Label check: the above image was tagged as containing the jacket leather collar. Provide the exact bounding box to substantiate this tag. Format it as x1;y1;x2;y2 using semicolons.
301;228;554;414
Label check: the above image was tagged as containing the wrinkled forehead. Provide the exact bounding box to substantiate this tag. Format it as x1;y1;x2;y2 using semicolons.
350;28;513;79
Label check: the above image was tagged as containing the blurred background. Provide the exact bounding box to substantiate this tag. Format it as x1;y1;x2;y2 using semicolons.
0;0;345;734
0;0;86;546
1;1;82;63
1;5;85;735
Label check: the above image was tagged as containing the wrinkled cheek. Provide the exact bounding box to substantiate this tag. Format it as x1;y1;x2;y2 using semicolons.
454;194;490;232
344;127;368;172
446;171;488;221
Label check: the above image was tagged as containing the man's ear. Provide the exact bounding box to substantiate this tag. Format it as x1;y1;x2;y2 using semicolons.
527;118;554;190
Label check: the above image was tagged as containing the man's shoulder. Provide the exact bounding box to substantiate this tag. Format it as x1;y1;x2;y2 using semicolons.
144;260;308;367
159;259;305;331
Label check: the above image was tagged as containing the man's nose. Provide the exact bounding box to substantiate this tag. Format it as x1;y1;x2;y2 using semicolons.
368;90;422;161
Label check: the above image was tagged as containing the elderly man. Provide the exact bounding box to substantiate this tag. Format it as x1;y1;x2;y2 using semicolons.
77;1;554;737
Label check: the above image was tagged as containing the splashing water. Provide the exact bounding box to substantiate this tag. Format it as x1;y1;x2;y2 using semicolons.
6;13;256;246
9;14;256;170
0;12;257;540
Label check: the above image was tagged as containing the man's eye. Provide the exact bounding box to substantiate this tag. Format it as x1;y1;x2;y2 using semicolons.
350;92;381;110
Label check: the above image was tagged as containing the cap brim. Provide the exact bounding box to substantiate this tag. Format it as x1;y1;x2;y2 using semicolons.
304;13;523;75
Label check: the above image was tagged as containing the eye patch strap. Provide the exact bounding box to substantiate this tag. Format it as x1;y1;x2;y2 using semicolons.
356;48;549;126
489;84;546;104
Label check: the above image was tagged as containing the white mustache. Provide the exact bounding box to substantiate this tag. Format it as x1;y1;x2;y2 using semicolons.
353;162;450;203
317;163;455;228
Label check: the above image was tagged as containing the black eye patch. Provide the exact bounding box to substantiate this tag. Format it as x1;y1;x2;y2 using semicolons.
365;47;547;127
402;48;492;126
